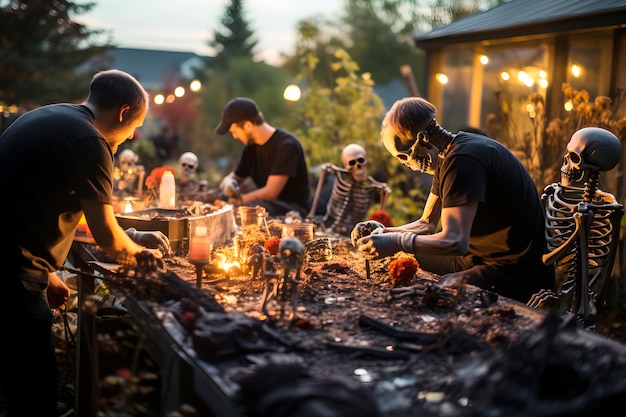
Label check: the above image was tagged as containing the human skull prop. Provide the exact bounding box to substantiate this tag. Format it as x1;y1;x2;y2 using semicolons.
118;149;138;173
179;152;199;179
560;127;621;186
341;143;368;182
279;237;305;270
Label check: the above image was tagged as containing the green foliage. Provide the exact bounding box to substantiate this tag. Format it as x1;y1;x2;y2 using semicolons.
192;0;292;183
0;0;114;109
289;22;427;225
343;0;425;85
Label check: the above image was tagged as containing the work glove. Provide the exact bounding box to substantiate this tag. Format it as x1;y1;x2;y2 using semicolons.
351;220;385;247
222;178;242;205
125;228;172;256
356;232;416;260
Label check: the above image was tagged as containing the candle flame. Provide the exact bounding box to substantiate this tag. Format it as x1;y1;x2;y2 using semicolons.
214;253;240;272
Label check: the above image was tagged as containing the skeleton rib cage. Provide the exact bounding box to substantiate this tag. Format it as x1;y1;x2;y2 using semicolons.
542;181;623;323
311;163;390;236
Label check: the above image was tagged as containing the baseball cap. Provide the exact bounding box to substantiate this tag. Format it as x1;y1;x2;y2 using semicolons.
214;97;261;135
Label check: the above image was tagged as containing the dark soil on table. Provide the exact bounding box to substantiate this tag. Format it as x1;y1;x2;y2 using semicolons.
5;234;626;417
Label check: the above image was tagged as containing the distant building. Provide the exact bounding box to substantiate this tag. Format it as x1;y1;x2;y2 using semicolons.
94;47;208;91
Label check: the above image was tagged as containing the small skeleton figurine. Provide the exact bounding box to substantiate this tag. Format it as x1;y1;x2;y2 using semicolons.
307;143;390;236
114;149;145;198
528;127;623;325
261;237;305;320
177;151;209;201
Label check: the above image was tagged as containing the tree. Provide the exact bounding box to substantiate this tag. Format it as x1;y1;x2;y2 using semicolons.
0;0;114;109
342;0;425;85
208;0;257;71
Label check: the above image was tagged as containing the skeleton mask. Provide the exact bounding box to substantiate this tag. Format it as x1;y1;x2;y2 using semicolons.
179;152;199;179
382;127;439;175
118;149;138;172
341;143;368;182
279;237;305;270
560;127;621;186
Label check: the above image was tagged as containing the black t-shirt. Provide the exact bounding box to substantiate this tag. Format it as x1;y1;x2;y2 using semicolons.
0;104;113;283
431;132;547;266
234;128;309;210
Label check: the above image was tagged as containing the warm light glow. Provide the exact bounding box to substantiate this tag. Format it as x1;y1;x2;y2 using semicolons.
154;94;165;105
479;55;489;65
539;79;549;89
526;103;535;113
436;73;448;85
165;94;175;104
174;86;185;97
215;253;240;272
283;84;301;102
571;64;581;78
190;79;202;92
500;71;510;81
124;202;134;213
539;70;547;79
564;100;574;112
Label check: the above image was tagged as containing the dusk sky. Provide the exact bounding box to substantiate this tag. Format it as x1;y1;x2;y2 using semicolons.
77;0;343;65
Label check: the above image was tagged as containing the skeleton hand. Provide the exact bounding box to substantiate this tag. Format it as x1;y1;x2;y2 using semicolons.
125;228;172;256
356;232;415;259
351;220;385;246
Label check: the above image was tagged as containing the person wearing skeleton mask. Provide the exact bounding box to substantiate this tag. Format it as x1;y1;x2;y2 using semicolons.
0;70;169;416
214;97;310;217
353;97;554;303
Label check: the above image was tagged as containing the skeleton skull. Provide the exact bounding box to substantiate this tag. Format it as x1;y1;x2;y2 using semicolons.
179;152;199;179
279;237;305;270
560;127;621;186
341;143;368;182
118;149;138;172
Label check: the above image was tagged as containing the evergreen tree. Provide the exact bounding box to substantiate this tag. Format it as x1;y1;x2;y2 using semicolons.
208;0;257;70
0;0;114;109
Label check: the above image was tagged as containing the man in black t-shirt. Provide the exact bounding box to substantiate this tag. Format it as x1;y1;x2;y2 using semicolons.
214;97;310;217
0;70;168;416
353;97;554;303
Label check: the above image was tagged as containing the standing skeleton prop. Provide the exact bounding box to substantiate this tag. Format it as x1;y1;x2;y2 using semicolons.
114;149;145;199
261;237;305;320
528;127;623;325
307;144;390;236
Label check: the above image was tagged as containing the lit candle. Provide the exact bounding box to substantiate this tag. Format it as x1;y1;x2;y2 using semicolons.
189;226;211;264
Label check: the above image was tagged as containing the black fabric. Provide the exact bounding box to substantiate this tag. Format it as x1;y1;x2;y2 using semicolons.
0;103;114;282
234;128;309;215
427;132;554;301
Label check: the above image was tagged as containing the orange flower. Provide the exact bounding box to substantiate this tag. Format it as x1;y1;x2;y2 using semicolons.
264;236;281;256
388;256;419;286
369;209;393;227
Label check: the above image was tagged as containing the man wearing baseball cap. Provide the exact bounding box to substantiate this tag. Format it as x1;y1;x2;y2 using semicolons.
215;97;310;217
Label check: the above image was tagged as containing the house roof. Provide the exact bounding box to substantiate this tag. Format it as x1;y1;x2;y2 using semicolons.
413;0;626;50
102;47;209;90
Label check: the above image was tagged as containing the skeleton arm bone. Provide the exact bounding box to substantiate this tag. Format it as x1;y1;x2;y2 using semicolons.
542;212;582;265
307;163;334;219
